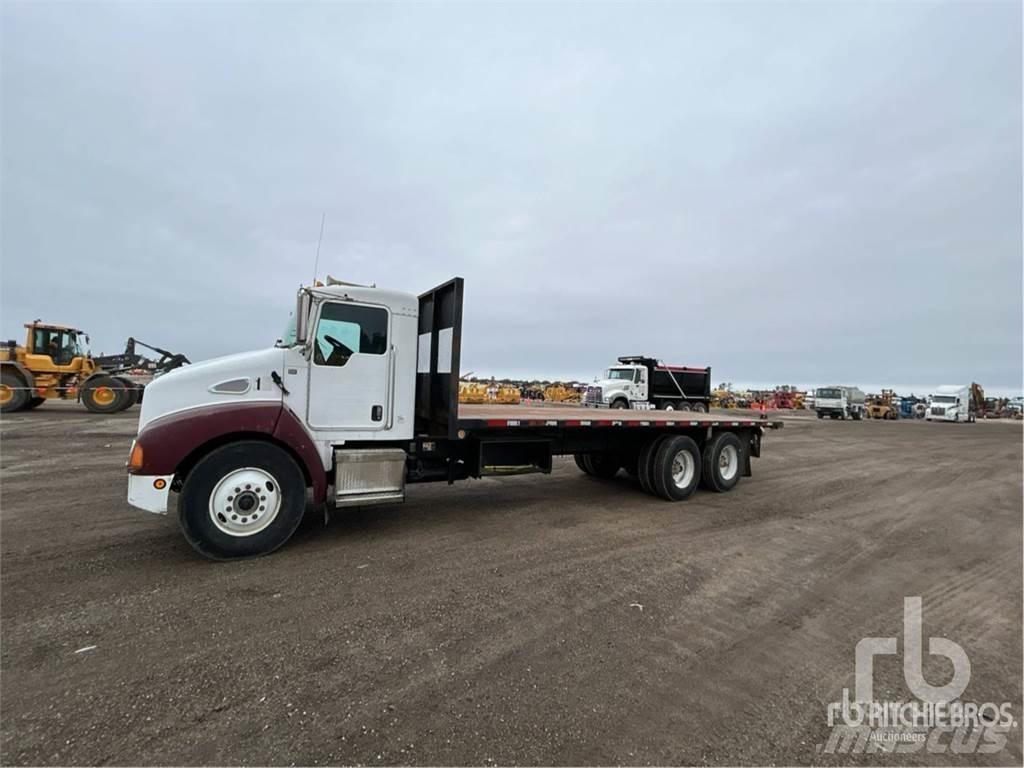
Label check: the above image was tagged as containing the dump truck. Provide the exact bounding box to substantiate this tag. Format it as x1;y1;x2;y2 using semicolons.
813;386;866;420
583;356;711;411
1;321;141;413
125;277;781;560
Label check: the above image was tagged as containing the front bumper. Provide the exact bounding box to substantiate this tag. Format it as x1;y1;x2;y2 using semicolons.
128;474;173;514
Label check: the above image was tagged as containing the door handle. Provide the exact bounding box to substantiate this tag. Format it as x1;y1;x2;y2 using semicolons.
371;405;383;422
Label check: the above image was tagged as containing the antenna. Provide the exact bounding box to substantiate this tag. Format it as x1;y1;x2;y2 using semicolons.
312;212;326;285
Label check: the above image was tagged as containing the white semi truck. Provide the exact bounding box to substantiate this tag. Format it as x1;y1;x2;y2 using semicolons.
125;277;781;559
813;386;866;420
925;384;975;422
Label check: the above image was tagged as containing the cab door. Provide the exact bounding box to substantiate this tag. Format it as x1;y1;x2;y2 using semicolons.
306;300;393;431
634;367;648;401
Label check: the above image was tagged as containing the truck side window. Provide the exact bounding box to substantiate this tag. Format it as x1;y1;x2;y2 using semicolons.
313;303;388;367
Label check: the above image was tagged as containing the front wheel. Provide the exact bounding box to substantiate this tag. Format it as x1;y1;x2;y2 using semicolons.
81;376;130;413
178;441;307;559
610;399;628;410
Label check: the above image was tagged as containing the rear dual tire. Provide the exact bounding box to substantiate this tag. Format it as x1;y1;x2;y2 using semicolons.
651;436;702;501
636;432;744;500
700;432;743;493
574;452;622;479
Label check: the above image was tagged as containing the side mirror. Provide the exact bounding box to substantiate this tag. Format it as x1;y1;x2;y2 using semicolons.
295;290;312;344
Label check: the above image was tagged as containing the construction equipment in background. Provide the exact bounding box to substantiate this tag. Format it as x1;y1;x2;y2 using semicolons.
865;389;899;420
93;337;190;377
711;388;737;409
494;385;521;404
543;384;581;403
1;321;143;414
898;394;928;419
519;384;545;401
458;381;488;404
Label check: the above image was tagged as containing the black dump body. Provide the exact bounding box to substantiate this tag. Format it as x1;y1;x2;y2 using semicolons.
617;355;711;406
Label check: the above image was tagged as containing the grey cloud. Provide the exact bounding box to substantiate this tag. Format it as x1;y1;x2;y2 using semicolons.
2;2;1021;391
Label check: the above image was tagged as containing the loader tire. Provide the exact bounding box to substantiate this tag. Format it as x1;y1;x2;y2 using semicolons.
26;396;45;410
115;378;139;408
700;432;743;493
81;376;129;413
0;369;29;413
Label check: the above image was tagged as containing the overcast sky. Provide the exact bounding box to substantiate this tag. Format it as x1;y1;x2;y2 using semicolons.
2;2;1021;393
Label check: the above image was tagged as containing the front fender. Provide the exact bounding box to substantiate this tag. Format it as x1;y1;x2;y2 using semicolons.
130;402;327;502
1;361;35;390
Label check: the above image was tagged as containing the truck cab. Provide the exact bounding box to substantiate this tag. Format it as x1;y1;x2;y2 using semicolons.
925;385;974;422
584;364;647;409
813;386;865;420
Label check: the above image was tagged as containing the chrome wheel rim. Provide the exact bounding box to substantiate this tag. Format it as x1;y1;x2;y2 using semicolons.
671;450;695;489
719;444;739;481
209;467;281;537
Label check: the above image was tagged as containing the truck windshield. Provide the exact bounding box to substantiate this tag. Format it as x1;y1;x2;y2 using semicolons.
816;388;841;399
606;368;634;380
932;395;957;403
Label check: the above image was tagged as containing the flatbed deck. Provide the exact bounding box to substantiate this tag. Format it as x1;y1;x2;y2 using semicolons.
457;404;783;430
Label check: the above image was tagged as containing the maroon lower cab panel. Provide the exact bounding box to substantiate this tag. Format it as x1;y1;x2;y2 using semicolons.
134;402;327;502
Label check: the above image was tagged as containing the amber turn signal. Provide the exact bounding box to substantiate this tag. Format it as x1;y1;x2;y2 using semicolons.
127;442;144;471
153;478;166;490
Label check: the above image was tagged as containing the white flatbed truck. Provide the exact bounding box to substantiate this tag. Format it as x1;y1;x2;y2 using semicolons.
126;278;782;559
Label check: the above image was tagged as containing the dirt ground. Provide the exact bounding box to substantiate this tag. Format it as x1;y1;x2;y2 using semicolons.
1;404;1021;766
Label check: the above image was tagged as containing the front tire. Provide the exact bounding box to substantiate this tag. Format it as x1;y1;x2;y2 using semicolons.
81;375;130;413
610;399;628;410
178;441;307;559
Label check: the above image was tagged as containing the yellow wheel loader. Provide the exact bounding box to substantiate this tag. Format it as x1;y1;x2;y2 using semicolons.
0;322;140;414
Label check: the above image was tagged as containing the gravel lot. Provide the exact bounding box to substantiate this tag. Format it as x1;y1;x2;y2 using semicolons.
1;405;1021;765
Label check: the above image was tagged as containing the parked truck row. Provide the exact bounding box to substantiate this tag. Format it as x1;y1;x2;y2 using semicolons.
125;277;780;560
